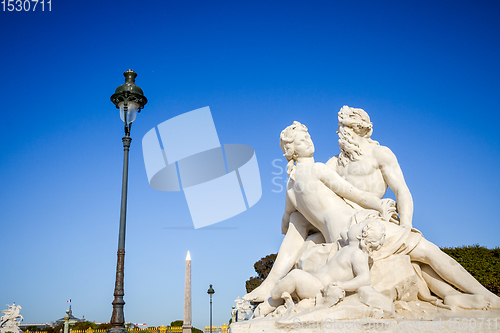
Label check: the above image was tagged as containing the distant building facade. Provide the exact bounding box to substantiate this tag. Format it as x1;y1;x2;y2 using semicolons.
20;306;85;330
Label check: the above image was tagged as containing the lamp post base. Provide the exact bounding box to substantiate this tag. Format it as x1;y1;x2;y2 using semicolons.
107;328;128;333
108;327;129;333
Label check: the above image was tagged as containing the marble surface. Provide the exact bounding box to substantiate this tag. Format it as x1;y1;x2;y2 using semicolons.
236;106;500;330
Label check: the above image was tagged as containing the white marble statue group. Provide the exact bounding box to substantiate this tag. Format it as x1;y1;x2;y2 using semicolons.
240;106;500;322
0;303;23;333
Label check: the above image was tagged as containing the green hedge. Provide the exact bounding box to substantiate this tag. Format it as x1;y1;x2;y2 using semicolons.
441;245;500;296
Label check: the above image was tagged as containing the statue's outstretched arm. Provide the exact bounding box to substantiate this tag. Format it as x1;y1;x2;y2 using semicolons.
317;163;384;214
325;155;338;170
374;146;413;228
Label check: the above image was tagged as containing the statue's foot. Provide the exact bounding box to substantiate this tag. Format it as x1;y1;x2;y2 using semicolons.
482;293;500;310
244;284;273;303
444;294;490;310
254;297;281;318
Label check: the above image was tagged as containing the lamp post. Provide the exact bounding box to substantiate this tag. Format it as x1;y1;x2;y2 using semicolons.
108;69;147;333
207;285;215;333
63;310;70;333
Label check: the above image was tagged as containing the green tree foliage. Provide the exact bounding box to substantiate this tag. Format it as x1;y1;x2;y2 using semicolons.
440;245;500;296
245;276;262;294
97;323;112;330
245;254;277;293
40;324;63;333
169;320;202;333
169;321;183;327
71;322;98;331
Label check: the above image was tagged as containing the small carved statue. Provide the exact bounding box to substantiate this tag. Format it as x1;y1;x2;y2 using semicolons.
0;303;23;333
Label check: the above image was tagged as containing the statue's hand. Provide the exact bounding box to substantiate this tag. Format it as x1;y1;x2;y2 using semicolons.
380;198;397;222
322;282;345;307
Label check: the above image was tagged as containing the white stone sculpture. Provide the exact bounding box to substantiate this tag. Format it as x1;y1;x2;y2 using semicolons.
234;297;254;321
232;106;500;332
0;303;23;333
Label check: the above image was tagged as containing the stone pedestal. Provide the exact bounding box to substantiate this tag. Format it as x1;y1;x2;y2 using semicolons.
229;309;500;333
0;326;22;333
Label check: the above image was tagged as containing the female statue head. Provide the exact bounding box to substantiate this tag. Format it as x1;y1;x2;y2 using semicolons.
280;121;314;180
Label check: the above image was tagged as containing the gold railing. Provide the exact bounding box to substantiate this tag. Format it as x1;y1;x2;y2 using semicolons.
27;323;229;333
203;323;229;333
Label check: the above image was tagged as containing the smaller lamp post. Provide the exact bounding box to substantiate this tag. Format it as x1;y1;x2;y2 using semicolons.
63;310;70;333
207;285;215;333
231;305;236;323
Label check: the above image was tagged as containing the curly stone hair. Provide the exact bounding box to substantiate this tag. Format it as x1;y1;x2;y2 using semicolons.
279;121;309;180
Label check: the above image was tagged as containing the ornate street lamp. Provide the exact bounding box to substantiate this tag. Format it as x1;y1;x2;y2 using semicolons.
207;285;215;333
108;69;147;333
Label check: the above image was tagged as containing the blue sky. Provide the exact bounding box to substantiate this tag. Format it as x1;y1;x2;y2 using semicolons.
1;0;499;329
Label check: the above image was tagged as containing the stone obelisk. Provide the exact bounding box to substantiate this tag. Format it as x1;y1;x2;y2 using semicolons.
183;251;192;333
